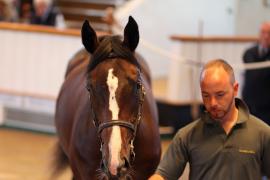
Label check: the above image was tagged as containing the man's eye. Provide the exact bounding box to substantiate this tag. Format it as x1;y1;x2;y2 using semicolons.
217;93;224;97
202;94;209;98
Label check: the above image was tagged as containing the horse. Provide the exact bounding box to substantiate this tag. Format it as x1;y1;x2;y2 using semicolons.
53;16;161;180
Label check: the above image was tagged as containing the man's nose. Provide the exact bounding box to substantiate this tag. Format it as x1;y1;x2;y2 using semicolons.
210;97;217;106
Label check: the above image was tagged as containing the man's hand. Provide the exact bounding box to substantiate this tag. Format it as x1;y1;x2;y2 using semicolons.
148;174;165;180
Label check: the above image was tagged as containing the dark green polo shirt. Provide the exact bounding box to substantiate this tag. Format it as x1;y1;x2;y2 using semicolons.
156;98;270;180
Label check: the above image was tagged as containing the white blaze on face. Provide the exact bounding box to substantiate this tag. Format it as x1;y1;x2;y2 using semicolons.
107;68;121;175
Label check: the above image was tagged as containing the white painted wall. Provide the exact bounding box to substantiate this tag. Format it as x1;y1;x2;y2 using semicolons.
235;0;270;35
115;0;270;77
115;0;235;77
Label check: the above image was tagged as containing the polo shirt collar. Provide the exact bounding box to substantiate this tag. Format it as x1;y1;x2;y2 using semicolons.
202;98;250;124
235;98;249;124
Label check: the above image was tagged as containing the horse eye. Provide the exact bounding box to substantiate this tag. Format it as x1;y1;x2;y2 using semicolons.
86;83;93;92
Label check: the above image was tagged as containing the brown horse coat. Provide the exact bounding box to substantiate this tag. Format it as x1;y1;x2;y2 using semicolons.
54;17;161;180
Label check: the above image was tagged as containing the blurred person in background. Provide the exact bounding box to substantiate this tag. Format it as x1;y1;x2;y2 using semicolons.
242;22;270;126
18;0;33;23
0;0;18;22
30;0;65;28
102;7;121;34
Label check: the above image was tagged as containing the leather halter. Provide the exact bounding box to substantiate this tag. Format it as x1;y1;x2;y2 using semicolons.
89;77;145;135
87;71;145;164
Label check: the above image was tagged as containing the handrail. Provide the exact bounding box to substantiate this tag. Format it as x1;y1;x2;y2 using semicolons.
0;22;107;37
170;35;258;42
156;97;202;106
0;88;56;101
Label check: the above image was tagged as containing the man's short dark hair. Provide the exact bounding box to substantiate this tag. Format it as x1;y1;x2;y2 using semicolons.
200;59;235;84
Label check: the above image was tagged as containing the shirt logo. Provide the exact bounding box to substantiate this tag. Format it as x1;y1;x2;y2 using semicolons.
238;149;255;154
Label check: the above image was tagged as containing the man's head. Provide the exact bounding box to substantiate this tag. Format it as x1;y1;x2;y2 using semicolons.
259;22;270;49
200;59;238;121
34;0;52;17
0;1;7;18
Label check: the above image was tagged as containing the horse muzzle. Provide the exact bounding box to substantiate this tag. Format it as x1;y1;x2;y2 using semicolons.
101;156;133;180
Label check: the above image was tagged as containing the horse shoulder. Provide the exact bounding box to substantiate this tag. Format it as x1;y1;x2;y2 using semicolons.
55;59;89;149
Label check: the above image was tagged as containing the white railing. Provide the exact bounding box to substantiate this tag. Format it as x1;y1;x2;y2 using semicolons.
0;23;86;130
0;23;83;99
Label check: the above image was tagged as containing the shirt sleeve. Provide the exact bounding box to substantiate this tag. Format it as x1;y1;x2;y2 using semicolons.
155;130;188;180
262;130;270;177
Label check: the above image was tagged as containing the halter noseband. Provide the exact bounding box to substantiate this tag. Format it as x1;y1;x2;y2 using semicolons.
98;120;135;134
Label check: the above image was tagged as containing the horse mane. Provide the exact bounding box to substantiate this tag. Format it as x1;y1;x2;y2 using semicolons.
87;35;141;74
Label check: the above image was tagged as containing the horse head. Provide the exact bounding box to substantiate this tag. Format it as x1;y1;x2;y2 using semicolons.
82;16;145;179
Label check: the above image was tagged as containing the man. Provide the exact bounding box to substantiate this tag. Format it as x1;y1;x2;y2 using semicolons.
149;59;270;180
242;22;270;125
30;0;65;27
0;0;17;22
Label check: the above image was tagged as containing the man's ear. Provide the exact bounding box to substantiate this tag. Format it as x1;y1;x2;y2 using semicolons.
81;20;98;53
233;82;239;96
123;16;139;52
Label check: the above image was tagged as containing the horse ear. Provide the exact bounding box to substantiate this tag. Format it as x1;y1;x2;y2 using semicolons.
81;20;98;53
123;16;139;51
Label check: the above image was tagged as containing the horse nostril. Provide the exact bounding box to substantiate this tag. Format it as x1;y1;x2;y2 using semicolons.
101;159;109;174
126;174;132;180
116;158;130;177
117;166;127;177
124;157;130;168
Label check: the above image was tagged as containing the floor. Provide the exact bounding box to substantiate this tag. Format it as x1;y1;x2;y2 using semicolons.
0;127;173;180
0;128;72;180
